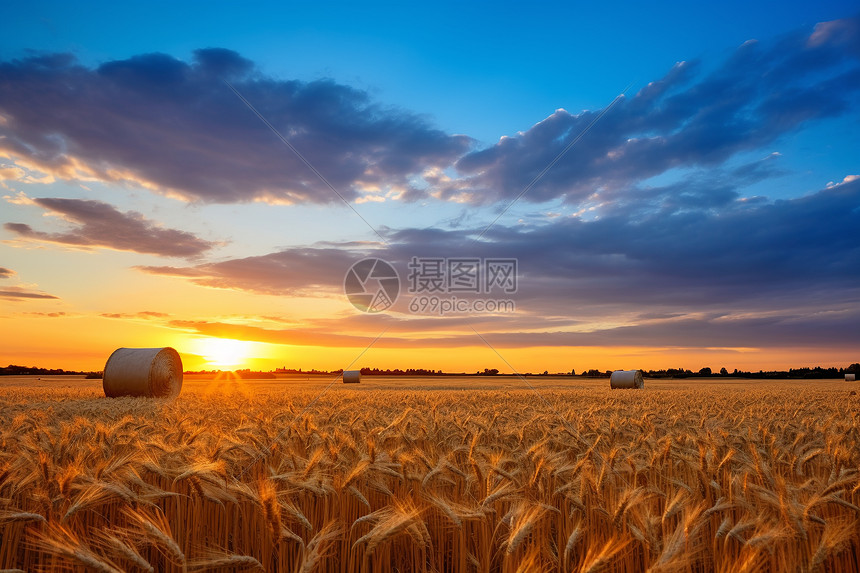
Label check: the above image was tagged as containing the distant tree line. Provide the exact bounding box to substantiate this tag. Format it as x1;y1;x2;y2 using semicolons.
274;367;336;374
235;369;276;379
574;364;860;379
359;368;445;376
0;364;100;376
348;364;860;378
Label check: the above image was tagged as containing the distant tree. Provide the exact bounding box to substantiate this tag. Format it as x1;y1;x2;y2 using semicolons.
848;363;860;374
570;369;576;376
699;367;712;376
720;367;728;376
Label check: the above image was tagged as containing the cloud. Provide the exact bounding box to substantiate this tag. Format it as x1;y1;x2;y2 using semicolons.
3;18;858;358
167;309;860;351
0;267;59;302
2;190;37;205
0;49;471;204
100;311;169;319
24;311;67;317
0;166;25;181
141;178;860;350
137;246;365;294
461;179;860;311
146;179;860;305
827;174;860;188
4;198;216;257
809;15;860;56
443;17;860;205
1;19;854;210
0;286;59;300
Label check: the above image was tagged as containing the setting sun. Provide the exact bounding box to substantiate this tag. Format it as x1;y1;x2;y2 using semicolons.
194;337;255;370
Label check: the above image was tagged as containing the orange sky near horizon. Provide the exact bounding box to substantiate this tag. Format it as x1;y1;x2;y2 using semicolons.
2;313;854;374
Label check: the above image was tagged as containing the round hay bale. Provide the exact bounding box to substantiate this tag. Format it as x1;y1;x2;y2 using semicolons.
846;373;856;382
103;347;183;398
610;370;644;389
342;370;361;384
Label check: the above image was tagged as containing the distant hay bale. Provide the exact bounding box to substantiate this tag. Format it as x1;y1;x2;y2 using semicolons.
103;347;183;398
610;370;644;389
342;370;361;384
847;373;856;381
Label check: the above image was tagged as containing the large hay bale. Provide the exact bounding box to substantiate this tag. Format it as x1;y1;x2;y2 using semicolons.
847;373;856;382
103;347;183;398
342;370;361;384
610;370;644;389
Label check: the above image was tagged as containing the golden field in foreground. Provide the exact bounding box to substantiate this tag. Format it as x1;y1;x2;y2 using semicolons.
0;375;858;572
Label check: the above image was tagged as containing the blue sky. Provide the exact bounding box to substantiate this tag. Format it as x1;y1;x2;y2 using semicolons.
3;0;856;143
1;1;858;371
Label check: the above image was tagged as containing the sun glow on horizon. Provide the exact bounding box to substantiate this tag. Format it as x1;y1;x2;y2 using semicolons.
193;337;256;370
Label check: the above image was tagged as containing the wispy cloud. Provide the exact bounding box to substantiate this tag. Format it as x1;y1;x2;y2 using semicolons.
100;311;169;320
24;311;67;317
167;309;860;350
0;267;59;301
4;198;217;257
137;247;364;293
442;16;860;205
0;285;59;300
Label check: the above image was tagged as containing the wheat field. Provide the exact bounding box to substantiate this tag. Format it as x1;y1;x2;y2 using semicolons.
0;376;858;572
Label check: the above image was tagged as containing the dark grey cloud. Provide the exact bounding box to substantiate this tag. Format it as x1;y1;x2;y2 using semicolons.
479;179;860;305
442;16;860;205
0;49;471;203
1;19;855;210
5;198;216;257
0;267;15;278
140;179;860;306
139;178;860;350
